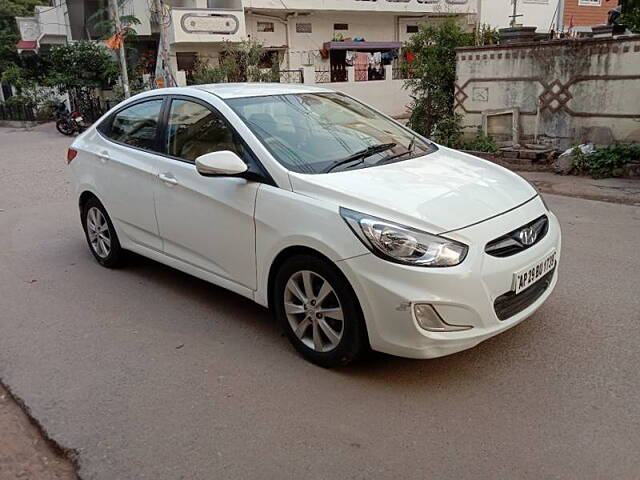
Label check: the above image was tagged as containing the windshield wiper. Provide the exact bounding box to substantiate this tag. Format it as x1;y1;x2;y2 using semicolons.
373;135;418;166
324;143;397;173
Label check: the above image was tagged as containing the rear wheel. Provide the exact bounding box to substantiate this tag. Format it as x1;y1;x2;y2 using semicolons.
273;255;367;367
56;119;74;136
81;198;124;268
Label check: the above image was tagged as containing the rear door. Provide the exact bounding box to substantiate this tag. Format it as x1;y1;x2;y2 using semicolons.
153;96;261;290
96;97;165;251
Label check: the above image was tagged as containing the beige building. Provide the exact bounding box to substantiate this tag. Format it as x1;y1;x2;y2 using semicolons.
13;0;481;116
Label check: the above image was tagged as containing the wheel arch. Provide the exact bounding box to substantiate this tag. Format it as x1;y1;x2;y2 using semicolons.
78;190;100;213
266;245;371;354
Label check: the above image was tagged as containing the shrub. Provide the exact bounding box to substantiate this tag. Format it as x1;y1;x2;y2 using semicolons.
431;113;464;148
462;131;499;153
403;18;474;139
573;143;640;178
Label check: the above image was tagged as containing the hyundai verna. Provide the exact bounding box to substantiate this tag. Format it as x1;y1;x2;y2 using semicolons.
67;84;561;367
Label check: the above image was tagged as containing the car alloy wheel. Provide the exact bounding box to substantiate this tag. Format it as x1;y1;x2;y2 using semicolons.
284;270;345;353
86;206;111;258
82;197;123;268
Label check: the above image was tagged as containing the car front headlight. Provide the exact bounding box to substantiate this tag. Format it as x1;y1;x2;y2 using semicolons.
340;208;468;267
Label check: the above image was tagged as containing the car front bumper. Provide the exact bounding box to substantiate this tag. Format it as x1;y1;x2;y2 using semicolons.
337;197;561;359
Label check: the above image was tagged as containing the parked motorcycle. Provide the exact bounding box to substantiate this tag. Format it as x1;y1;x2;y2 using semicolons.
55;103;86;136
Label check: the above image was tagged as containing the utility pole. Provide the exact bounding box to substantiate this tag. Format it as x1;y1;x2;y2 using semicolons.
109;0;130;98
153;0;175;88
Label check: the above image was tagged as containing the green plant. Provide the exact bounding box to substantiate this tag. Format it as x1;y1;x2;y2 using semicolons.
573;143;640;178
87;0;140;40
462;130;499;153
34;100;56;121
0;0;47;75
403;17;474;144
620;0;640;33
476;24;499;46
431;113;464;148
191;40;279;85
45;41;118;90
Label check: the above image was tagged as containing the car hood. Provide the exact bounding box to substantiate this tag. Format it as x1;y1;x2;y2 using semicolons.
289;147;537;234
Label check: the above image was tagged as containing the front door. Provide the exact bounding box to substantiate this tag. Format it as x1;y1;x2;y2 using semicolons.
154;97;259;290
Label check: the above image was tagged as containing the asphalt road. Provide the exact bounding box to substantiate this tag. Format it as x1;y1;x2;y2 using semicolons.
1;124;639;480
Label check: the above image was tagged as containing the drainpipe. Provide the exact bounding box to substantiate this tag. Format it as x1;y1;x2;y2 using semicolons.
556;0;565;33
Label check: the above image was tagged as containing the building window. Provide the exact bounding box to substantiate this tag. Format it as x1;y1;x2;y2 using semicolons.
296;22;312;33
334;23;349;31
406;25;419;33
578;0;601;5
257;21;274;32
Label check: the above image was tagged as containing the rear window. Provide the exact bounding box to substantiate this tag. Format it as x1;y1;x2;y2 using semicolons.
102;99;164;152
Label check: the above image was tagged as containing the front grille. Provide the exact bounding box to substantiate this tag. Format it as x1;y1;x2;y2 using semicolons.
494;267;556;321
485;215;549;258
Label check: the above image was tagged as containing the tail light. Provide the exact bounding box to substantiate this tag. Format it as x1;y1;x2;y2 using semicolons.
71;111;81;118
67;148;78;164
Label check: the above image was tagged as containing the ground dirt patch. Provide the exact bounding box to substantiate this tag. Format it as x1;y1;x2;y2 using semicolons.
0;382;78;480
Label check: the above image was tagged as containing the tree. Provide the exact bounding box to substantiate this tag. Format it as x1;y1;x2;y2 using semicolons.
403;18;474;145
620;0;640;32
45;41;118;90
0;0;47;74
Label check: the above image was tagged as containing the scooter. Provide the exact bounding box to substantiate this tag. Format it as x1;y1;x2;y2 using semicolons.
55;103;86;136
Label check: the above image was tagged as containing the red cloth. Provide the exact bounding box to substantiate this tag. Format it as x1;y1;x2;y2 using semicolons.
354;52;368;81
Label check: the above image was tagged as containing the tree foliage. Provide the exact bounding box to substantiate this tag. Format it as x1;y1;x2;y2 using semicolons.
0;0;47;73
403;18;474;145
45;41;118;90
621;0;640;32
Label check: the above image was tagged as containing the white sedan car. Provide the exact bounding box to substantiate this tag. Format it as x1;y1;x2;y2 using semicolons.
68;84;560;367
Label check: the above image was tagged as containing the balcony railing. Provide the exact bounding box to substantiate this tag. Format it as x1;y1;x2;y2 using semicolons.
169;7;246;44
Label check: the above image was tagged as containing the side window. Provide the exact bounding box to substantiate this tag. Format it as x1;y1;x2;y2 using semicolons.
166;99;245;162
108;99;163;151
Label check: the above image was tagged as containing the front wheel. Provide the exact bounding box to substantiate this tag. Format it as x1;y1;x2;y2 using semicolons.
56;119;74;136
273;255;367;367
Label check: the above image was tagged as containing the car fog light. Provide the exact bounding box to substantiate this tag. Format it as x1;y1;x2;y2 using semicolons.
413;304;473;332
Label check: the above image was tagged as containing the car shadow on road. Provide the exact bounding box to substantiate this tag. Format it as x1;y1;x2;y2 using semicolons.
114;249;541;389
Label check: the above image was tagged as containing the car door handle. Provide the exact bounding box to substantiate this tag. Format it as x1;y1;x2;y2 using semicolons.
158;172;178;186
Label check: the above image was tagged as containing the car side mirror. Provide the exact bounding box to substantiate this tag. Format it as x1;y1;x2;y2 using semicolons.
195;151;248;177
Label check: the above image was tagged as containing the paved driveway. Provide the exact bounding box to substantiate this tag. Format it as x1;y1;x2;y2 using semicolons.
1;124;639;479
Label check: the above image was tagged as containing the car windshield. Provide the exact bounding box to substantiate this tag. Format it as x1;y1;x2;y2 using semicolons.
225;92;436;174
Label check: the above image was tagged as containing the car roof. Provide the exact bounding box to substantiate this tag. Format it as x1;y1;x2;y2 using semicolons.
192;82;334;99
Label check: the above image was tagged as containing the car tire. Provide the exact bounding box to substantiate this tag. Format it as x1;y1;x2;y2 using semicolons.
56;119;74;136
273;254;367;368
81;197;124;268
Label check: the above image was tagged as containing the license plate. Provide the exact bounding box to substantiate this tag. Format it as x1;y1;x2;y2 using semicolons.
75;116;83;122
513;250;557;294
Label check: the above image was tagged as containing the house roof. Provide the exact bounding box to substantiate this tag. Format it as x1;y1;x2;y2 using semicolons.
323;41;402;51
16;40;37;50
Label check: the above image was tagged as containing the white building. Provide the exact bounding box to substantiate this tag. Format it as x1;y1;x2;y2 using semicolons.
166;0;479;116
13;0;482;116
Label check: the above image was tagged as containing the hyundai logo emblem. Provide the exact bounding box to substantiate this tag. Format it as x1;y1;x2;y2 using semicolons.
518;227;537;246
